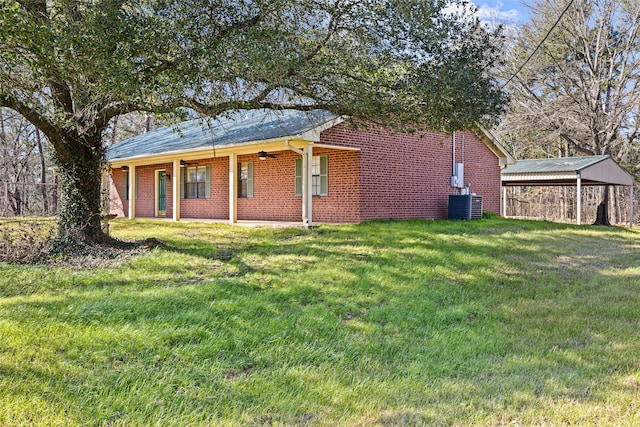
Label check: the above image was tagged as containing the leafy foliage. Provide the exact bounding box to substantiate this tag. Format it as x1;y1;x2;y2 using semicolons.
0;0;507;244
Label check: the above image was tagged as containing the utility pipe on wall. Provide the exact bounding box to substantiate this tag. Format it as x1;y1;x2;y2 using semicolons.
452;131;456;175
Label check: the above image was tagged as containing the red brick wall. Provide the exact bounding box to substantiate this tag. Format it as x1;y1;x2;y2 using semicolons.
109;124;501;222
319;125;501;220
236;149;361;222
108;170;126;217
312;148;362;223
179;157;229;219
237;151;300;221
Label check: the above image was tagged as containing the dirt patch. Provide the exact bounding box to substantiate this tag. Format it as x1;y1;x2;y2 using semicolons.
33;237;167;269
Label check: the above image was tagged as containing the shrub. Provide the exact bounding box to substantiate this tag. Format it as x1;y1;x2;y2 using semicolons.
0;220;55;263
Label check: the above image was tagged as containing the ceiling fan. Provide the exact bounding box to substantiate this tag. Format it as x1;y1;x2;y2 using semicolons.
258;151;278;160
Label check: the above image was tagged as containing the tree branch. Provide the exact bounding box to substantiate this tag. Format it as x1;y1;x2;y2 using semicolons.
0;94;64;145
560;134;595;155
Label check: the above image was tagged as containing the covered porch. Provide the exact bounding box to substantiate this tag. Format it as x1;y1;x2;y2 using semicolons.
106;109;358;227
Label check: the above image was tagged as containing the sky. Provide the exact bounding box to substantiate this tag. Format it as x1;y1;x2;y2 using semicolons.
472;0;530;25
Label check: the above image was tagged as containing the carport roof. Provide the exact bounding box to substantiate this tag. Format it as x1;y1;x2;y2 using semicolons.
501;155;634;186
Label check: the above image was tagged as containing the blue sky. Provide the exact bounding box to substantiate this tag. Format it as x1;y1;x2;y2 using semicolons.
472;0;530;25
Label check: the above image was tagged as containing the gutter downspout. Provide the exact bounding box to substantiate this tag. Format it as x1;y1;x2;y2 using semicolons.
452;131;456;176
285;140;311;227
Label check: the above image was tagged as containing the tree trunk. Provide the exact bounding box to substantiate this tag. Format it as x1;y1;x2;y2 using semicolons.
53;135;106;246
593;185;612;226
110;115;119;146
145;113;154;133
35;128;49;214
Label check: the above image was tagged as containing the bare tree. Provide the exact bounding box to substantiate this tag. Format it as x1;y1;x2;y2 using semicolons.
499;0;640;224
106;112;167;147
0;108;55;216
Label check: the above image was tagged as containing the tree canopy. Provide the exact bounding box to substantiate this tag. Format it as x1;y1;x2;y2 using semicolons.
500;0;640;162
0;0;507;244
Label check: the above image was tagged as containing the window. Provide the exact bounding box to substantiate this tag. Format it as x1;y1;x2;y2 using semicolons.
122;171;138;200
181;165;211;199
295;155;327;196
238;162;254;198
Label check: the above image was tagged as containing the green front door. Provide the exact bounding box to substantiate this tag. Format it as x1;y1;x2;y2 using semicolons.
158;171;166;216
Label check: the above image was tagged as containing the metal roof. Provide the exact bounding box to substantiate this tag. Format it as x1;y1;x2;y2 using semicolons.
106;109;338;161
502;155;634;186
502;155;609;174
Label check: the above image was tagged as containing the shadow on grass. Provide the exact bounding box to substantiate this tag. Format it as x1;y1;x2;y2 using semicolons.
1;218;639;425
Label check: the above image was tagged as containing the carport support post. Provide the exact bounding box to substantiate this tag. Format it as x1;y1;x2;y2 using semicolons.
128;164;136;220
630;185;634;228
576;176;581;225
172;159;181;221
229;153;238;224
502;186;507;217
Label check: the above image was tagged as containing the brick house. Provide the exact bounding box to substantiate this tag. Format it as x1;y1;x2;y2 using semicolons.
106;109;513;225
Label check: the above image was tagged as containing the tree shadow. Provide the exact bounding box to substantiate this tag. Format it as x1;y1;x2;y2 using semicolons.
1;218;639;424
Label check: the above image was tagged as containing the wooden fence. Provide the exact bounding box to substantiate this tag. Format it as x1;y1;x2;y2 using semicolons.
503;185;637;225
1;181;59;217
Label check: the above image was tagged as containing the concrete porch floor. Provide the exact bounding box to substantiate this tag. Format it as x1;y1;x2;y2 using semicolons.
148;218;310;228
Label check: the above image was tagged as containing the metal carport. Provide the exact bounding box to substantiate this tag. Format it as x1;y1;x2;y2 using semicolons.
501;155;635;226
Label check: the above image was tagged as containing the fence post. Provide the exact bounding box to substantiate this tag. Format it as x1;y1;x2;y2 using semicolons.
3;182;7;217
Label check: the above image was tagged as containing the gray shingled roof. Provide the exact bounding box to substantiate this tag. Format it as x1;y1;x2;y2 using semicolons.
107;109;338;161
502;155;610;174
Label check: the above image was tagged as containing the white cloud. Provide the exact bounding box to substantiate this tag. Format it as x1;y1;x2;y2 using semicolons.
443;1;522;26
475;2;521;24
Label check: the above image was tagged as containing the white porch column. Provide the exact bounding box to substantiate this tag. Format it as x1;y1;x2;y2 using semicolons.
305;145;313;227
630;185;634;228
128;165;136;220
301;151;308;226
229;153;238;224
576;176;581;225
172;159;181;221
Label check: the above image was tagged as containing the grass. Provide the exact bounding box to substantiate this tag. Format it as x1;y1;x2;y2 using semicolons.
1;216;639;426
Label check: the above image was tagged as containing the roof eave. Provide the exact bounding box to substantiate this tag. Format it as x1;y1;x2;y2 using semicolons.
474;125;515;166
575;155;610;171
107;114;346;167
108;117;353;167
108;135;308;167
298;116;344;141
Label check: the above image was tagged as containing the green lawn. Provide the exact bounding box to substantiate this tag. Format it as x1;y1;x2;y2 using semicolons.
1;217;639;426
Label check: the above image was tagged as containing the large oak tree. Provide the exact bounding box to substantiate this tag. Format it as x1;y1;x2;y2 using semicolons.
1;0;507;245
